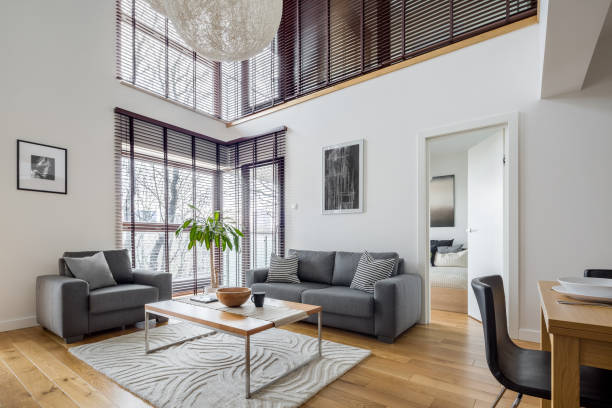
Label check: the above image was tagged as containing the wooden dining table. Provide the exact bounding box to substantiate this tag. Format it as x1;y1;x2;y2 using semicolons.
538;281;612;408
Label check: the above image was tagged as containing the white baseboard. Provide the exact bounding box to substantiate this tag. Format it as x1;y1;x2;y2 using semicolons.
0;316;38;332
518;328;540;343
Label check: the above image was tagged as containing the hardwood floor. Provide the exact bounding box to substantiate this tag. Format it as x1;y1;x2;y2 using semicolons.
0;310;541;408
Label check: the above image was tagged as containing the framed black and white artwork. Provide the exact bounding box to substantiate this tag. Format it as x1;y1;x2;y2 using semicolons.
322;139;363;214
17;140;67;194
430;175;454;227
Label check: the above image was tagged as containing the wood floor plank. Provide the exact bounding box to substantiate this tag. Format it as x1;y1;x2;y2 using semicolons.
0;358;40;408
13;340;116;408
0;347;77;408
0;310;544;408
35;331;150;408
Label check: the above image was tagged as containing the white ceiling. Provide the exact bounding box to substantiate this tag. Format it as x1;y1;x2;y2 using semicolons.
428;126;502;156
584;4;612;87
539;0;611;98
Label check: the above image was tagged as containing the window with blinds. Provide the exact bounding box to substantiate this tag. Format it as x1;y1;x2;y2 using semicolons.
117;0;537;122
114;108;286;293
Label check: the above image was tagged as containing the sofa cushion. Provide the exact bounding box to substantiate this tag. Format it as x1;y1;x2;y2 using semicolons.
350;252;396;294
101;249;134;283
62;250;134;283
266;254;300;283
333;251;399;286
63;252;117;290
89;284;158;314
288;249;335;284
251;282;330;303
301;286;374;318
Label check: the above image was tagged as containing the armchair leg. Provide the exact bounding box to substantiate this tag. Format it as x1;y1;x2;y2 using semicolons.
491;387;506;408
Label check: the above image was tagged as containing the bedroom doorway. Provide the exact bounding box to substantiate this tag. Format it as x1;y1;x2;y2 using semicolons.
428;126;504;320
418;113;519;337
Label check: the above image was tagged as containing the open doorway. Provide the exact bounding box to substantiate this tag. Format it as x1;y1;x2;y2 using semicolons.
428;126;504;318
418;113;519;337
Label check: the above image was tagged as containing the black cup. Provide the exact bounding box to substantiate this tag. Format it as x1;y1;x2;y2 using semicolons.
251;292;265;307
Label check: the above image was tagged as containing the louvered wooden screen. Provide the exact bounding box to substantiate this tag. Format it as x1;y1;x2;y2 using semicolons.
117;0;537;122
114;108;286;293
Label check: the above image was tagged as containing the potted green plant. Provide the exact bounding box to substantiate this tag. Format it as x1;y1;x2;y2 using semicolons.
175;205;243;292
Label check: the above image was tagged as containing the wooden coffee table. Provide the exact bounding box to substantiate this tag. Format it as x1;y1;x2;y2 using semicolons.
144;298;323;399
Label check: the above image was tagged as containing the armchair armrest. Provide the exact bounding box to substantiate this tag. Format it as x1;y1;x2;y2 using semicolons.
245;268;268;287
36;275;89;342
133;269;172;301
374;273;422;343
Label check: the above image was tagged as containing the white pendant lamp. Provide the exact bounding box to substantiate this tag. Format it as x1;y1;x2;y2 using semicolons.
147;0;283;62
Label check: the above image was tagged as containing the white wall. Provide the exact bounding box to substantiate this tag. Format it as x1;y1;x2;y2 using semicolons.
229;24;612;338
0;0;227;331
429;152;468;246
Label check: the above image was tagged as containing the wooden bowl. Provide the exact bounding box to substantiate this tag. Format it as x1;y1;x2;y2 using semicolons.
216;287;251;307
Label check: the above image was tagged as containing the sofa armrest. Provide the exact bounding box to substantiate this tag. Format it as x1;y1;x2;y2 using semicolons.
374;273;422;343
36;275;89;340
245;268;268;287
133;269;172;301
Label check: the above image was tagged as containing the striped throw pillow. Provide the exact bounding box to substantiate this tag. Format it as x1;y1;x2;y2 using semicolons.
266;254;300;284
350;251;396;293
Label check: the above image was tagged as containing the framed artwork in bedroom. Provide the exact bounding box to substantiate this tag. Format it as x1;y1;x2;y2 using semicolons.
322;139;364;214
430;175;454;227
17;140;67;194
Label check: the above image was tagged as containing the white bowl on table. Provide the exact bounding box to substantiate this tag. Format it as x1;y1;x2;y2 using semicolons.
557;277;612;299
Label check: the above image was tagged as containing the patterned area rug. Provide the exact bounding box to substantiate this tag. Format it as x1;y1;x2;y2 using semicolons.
70;324;370;407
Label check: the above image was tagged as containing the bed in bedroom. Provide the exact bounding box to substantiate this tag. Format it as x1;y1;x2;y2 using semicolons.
430;249;468;313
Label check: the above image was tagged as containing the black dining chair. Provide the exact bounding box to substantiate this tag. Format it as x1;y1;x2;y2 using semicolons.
471;275;612;408
584;269;612;279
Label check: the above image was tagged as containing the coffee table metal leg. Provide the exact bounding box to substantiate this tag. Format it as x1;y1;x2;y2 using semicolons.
318;311;322;357
144;310;150;353
245;335;251;399
243;313;323;399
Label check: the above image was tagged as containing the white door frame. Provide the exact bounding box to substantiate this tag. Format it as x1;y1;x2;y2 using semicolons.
417;112;519;338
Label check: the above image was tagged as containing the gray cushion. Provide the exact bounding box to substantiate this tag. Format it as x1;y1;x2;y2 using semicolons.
251;282;329;303
89;284;158;314
437;245;464;254
350;252;396;294
266;254;300;283
62;250;134;283
63;252;117;290
332;251;400;286
288;249;335;284
302;286;374;318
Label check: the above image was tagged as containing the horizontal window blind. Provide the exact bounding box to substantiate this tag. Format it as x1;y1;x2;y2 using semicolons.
221;131;286;286
115;108;286;293
117;0;537;122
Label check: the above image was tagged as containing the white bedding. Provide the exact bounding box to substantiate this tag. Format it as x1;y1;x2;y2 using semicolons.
430;266;468;289
434;249;468;267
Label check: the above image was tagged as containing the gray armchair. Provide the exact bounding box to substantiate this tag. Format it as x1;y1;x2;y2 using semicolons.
36;250;171;343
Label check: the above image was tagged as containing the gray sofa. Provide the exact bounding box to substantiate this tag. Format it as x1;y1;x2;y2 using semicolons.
36;250;171;343
246;249;422;343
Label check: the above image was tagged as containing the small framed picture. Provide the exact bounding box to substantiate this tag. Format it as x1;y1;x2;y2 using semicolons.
17;140;67;194
322;139;364;214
